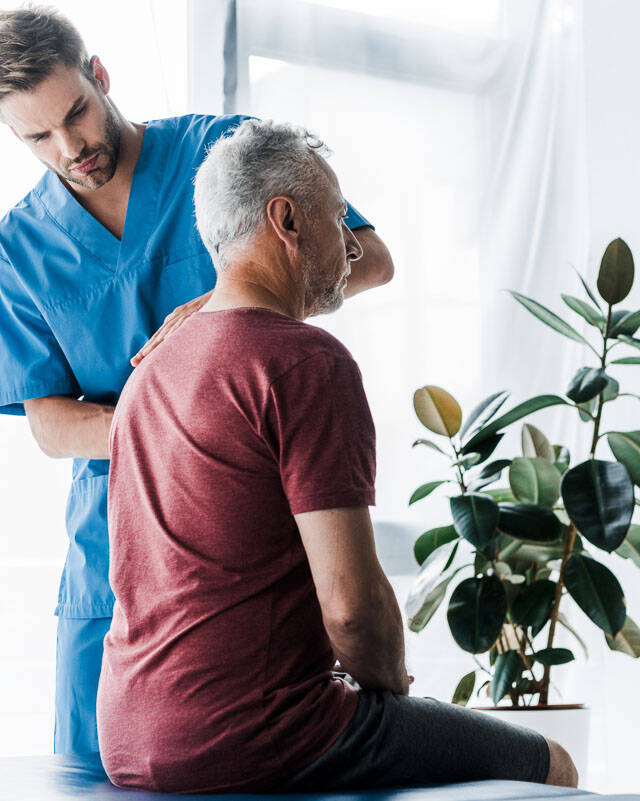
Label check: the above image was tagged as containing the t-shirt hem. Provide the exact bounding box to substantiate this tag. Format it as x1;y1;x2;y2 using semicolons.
289;489;375;515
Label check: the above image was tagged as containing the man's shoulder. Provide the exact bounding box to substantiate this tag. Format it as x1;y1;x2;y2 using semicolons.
156;112;257;149
0;172;49;264
255;314;357;383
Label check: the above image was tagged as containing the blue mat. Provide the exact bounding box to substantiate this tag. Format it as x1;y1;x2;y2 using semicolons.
2;753;639;800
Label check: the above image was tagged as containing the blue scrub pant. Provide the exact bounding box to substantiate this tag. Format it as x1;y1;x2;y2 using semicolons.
54;617;111;756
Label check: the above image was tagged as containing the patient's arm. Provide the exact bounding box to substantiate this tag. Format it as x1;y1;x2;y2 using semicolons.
295;506;410;695
343;227;394;298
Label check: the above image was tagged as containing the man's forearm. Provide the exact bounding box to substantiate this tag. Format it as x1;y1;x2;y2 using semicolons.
344;227;394;298
23;395;114;460
326;578;408;695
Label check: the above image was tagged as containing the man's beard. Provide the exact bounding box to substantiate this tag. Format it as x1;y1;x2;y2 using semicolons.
58;100;121;190
302;250;348;317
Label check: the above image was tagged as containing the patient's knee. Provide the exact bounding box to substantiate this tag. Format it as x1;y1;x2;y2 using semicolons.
544;738;579;787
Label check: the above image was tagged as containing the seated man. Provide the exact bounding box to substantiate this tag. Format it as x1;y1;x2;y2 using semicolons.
97;119;577;794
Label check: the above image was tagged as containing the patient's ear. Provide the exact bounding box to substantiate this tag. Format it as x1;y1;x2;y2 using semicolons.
266;196;299;250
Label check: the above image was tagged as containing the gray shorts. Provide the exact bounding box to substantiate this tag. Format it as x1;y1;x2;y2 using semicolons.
279;690;550;791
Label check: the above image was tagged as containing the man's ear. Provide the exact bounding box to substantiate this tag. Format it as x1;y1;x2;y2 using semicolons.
266;196;299;249
90;55;111;95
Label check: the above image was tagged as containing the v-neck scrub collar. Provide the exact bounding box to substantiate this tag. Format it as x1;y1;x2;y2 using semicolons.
32;120;170;273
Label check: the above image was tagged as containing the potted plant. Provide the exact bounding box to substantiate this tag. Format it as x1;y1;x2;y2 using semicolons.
406;238;640;783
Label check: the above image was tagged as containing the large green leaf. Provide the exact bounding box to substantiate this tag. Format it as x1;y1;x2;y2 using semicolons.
492;650;523;705
563;554;627;636
522;424;554;461
561;294;605;328
597;238;634;305
452;671;476;706
447;575;507;653
414;385;462;437
508;290;595;349
463;395;569;454
561;459;634;552
450;493;499;548
607;431;640;486
534;648;575;666
615;524;640;568
498;503;563;543
510;579;557;628
409;479;449;506
406;544;466;632
566;367;609;404
414;525;459;566
609;309;640;337
509;457;562;507
459;391;510;442
605;615;640;657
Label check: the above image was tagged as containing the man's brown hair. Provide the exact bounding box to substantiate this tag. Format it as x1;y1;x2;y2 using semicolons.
0;4;92;102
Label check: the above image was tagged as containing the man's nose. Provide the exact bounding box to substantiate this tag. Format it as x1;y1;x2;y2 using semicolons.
55;128;86;161
343;222;364;261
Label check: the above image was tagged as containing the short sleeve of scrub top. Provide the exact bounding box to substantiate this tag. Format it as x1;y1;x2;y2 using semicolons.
0;255;81;416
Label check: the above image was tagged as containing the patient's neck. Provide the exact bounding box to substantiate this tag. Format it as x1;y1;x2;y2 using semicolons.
200;241;307;321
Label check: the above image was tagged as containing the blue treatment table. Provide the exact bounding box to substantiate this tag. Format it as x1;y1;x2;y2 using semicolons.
2;754;639;801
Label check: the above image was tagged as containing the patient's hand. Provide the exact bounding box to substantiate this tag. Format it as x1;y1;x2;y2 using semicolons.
130;289;215;366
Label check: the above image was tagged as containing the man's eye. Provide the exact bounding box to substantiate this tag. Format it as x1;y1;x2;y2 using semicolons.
33;134;47;143
71;105;86;119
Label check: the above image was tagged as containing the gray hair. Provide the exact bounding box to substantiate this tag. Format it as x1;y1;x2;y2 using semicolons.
194;118;332;269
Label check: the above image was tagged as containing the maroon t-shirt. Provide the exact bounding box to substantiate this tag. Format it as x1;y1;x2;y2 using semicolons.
97;307;376;794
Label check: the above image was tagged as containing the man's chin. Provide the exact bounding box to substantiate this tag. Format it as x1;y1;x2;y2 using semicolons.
308;288;345;317
63;168;113;191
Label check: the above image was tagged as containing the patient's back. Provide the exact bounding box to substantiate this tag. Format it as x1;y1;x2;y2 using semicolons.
97;307;376;794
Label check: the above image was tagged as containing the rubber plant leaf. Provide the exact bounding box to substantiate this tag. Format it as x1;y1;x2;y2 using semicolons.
413;385;462;437
597;238;634;305
562;553;626;636
561;459;634;552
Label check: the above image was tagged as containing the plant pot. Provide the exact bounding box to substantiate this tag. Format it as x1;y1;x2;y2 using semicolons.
472;704;590;788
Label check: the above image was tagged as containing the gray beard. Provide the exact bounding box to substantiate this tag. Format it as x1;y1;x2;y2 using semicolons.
302;252;346;317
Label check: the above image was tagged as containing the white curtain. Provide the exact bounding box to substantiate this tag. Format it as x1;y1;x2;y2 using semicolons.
189;1;637;793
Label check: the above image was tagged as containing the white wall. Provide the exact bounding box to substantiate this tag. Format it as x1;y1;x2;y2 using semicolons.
573;0;640;793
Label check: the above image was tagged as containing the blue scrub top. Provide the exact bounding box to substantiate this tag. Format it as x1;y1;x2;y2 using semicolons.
0;113;373;619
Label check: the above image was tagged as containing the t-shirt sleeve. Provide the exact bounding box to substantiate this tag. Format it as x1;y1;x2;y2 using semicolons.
344;200;374;231
0;256;81;416
265;351;376;515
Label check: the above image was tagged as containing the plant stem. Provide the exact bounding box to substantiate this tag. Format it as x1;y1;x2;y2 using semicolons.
451;442;468;493
539;522;577;704
590;304;612;457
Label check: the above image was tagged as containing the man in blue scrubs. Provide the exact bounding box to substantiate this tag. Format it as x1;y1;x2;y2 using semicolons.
0;7;393;755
